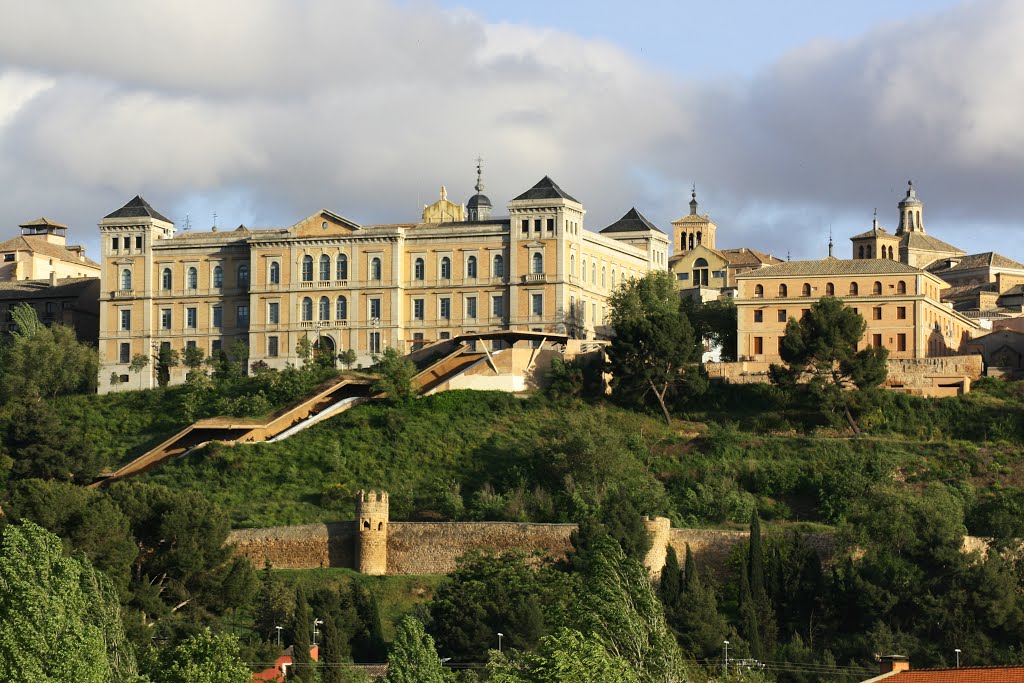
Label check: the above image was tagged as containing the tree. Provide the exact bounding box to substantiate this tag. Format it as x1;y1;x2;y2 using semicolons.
290;585;314;682
339;349;357;370
149;627;251;683
129;353;150;376
2;399;101;483
155;345;181;388
0;521;138;682
296;337;313;367
488;628;639;683
681;297;738;362
182;345;206;377
607;271;700;425
371;347;417;404
674;545;727;660
382;616;451;683
770;296;887;434
0;303;98;401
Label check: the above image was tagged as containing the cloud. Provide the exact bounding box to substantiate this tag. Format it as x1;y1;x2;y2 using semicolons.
0;0;1021;263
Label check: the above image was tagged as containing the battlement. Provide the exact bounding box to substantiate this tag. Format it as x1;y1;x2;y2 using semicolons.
355;489;389;575
356;489;390;514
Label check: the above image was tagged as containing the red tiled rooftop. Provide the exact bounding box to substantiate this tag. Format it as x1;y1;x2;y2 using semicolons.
888;667;1024;682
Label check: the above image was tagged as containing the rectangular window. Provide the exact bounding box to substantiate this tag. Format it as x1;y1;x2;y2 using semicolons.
873;307;882;320
531;293;543;316
521;219;529;234
676;272;688;280
492;295;504;317
186;307;197;329
211;339;222;355
119;309;131;331
135;236;143;249
465;296;477;319
592;303;597;322
754;336;763;355
897;333;907;352
413;298;424;320
440;297;451;320
412;332;425;351
801;309;810;318
897;306;907;320
212;306;223;328
111;237;119;251
778;310;787;323
268;336;279;357
534;219;541;233
237;305;249;325
546;218;555;232
268;302;279;324
123;236;130;250
369;298;381;320
439;332;450;340
119;342;130;363
186;340;196;349
161;308;171;329
873;334;883;348
754;310;763;323
369;331;381;354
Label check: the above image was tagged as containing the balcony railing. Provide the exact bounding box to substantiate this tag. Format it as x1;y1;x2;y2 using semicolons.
112;289;134;298
522;273;548;284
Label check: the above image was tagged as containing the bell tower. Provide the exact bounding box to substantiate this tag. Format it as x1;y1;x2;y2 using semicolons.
671;186;716;253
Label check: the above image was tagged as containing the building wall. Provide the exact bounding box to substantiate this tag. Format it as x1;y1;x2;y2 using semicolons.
734;270;977;362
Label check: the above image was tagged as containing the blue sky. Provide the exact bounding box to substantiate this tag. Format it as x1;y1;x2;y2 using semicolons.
0;0;1020;263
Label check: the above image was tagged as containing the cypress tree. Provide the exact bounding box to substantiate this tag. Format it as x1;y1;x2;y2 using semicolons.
737;552;763;659
320;614;344;683
676;544;727;660
748;511;766;602
290;585;313;682
658;545;683;625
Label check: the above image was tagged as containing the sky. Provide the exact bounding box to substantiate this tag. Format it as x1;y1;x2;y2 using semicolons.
0;0;1020;263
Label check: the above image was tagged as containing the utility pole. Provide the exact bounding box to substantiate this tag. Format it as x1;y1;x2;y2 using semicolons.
723;640;729;674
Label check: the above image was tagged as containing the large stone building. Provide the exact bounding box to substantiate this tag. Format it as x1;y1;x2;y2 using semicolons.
98;175;667;392
668;189;782;301
0;217;100;282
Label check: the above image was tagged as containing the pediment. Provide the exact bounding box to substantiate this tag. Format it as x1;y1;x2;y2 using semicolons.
289;209;361;237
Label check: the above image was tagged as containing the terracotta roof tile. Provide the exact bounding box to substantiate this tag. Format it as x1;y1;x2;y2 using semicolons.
0;235;100;268
887;666;1024;682
736;258;923;278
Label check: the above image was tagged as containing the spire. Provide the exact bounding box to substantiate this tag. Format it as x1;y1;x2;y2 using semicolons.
475;156;485;194
689;184;698;215
828;227;833;257
873;208;878;230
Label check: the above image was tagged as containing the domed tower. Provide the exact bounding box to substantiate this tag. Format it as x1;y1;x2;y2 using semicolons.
355;490;389;575
466;158;492;222
896;180;924;235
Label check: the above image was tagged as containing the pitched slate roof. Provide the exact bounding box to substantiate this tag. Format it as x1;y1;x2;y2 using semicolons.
928;252;1024;274
513;176;579;203
103;195;172;223
0;235;100;268
721;247;782;267
736;257;924;279
599;208;664;234
902;231;963;255
851;225;896;240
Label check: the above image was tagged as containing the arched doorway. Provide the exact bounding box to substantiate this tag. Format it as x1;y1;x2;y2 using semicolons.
313;335;336;367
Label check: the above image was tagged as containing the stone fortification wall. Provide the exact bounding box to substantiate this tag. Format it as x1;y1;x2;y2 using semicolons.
667;528;837;577
230;523;355;570
707;355;982;390
386;522;576;575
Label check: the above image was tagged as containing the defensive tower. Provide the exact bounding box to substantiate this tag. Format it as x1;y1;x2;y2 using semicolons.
355;490;389;575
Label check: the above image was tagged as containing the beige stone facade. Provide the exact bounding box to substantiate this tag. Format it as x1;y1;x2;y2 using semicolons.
98;179;666;392
0;218;100;281
734;258;979;362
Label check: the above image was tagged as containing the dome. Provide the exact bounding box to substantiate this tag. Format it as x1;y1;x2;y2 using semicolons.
467;193;492;209
898;179;922;207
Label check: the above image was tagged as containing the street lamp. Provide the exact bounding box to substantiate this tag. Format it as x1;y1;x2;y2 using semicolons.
955;649;961;668
497;632;504;653
723;640;730;674
274;625;283;646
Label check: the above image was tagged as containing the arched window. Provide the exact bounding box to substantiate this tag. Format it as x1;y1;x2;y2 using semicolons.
692;258;709;287
161;268;172;290
440;256;451;279
414;258;425;280
268;262;279;285
301;297;313;321
336;254;348;280
370;257;382;280
697;231;702;245
849;282;859;296
592;262;597;284
336;296;347;320
754;284;763;298
825;282;835;296
873;281;882;295
302;255;313;282
888;246;895;259
896;280;906;294
187;267;198;289
601;266;606;287
467;255;478;278
581;260;587;281
319;296;330;320
570;255;575;277
866;245;873;259
120;269;132;290
611;269;616;288
858;245;865;259
319;254;330;281
238;264;249;288
532;252;543;274
802;283;811;297
213;265;224;288
778;284;788;298
492;254;504;278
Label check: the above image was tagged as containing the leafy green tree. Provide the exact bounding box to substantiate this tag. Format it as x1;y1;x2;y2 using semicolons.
253;562;294;645
149;627;251;683
129;352;150;376
182;345;206;376
350;583;387;662
599;488;652;563
296;337;314;367
681;296;738;362
2;399;101;483
382;616;451;683
488;628;639;683
0;303;98;401
0;521;138;682
770;296;887;433
155;345;181;388
544;357;584;400
339;348;358;370
607;271;700;424
371;347;417;404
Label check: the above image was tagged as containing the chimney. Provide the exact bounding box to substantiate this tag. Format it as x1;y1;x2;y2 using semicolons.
879;655;910;675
